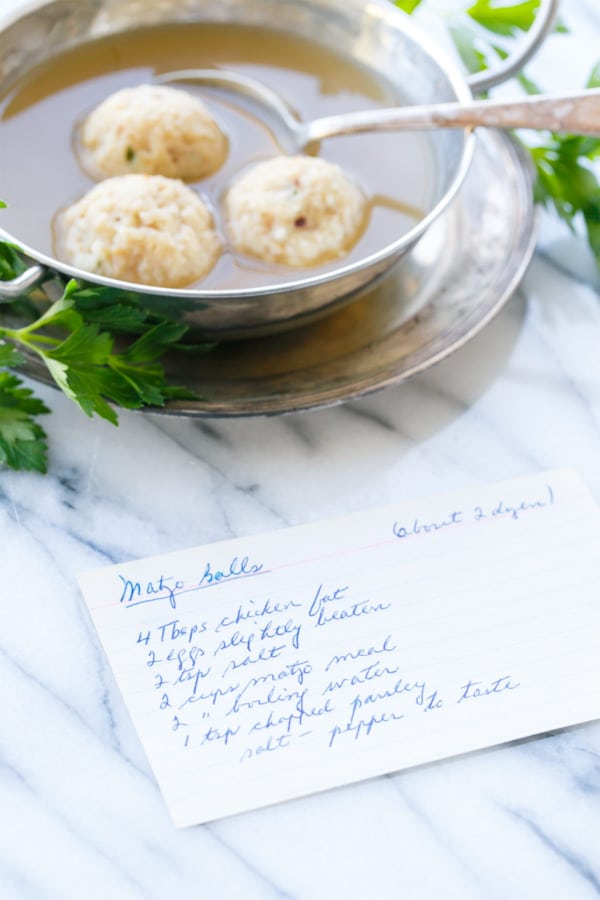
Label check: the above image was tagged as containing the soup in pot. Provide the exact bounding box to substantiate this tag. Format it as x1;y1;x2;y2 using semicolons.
0;22;436;290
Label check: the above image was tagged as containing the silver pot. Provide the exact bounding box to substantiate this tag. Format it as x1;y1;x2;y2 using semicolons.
0;0;556;338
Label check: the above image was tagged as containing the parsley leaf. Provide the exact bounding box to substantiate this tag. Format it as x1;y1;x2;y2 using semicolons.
397;1;600;268
0;342;24;368
522;57;600;258
0;369;50;473
587;61;600;90
394;0;424;12
1;285;199;427
0;258;208;473
0;335;50;473
0;240;29;281
448;22;491;74
467;0;541;36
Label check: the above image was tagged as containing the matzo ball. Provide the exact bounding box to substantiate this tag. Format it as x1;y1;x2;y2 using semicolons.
57;174;221;288
78;84;227;181
224;155;367;267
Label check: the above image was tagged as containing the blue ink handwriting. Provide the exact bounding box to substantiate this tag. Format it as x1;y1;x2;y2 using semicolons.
240;733;292;762
220;644;287;676
393;510;463;540
215;597;302;631
473;484;554;522
119;574;184;609
322;663;401;695
157;619;208;643
200;555;264;587
325;634;396;671
457;675;520;703
328;710;405;747
309;583;390;627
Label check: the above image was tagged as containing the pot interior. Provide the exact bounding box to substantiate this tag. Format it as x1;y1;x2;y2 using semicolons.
0;0;472;302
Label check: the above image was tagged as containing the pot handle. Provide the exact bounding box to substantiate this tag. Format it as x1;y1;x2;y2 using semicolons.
467;0;559;94
0;264;46;302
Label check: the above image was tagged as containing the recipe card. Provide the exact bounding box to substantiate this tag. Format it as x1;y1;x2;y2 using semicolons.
79;469;600;827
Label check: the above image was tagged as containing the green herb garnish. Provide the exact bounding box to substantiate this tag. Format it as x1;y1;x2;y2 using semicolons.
0;344;50;473
0;269;203;473
530;65;600;258
395;0;600;266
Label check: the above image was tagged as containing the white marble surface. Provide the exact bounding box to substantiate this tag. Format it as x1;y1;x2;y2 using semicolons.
2;1;600;898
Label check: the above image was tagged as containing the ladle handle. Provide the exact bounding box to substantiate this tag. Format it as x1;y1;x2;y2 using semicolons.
467;0;559;93
0;264;46;302
303;89;600;142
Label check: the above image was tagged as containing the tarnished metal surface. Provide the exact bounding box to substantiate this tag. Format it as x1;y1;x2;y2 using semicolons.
0;0;474;336
14;131;537;415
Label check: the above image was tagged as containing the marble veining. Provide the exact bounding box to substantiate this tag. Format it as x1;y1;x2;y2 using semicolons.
1;0;600;897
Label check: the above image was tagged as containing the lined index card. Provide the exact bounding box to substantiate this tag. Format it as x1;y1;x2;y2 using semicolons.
79;469;600;827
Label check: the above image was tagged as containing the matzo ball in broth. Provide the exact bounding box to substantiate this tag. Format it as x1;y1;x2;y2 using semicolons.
78;84;227;181
56;174;221;288
224;155;367;267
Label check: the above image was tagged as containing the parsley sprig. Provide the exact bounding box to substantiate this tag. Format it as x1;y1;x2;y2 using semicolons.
531;64;600;260
0;263;203;473
395;0;600;265
0;343;50;473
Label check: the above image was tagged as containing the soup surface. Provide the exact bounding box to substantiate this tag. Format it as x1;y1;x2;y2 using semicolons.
0;23;436;290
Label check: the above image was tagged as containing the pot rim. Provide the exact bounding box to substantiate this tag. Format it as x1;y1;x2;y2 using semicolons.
0;0;476;302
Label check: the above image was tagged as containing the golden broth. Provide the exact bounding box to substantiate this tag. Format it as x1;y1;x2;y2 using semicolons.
0;23;436;290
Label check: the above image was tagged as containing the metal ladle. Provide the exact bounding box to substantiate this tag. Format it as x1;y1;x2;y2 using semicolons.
158;68;600;149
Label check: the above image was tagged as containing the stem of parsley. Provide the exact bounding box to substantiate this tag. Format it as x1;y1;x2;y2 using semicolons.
0;274;203;473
